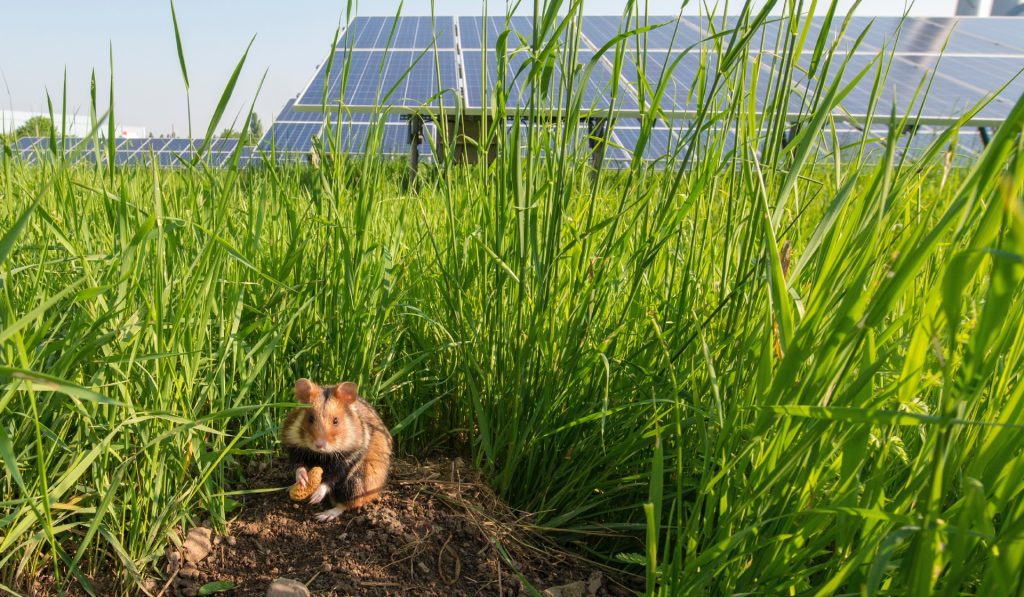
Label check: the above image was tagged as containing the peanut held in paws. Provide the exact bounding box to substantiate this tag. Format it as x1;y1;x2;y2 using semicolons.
289;466;323;501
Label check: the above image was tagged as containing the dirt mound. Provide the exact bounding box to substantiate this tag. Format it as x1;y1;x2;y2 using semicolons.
164;458;635;596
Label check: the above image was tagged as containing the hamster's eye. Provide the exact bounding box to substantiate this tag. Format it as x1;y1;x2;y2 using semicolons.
307;414;314;424
332;417;339;426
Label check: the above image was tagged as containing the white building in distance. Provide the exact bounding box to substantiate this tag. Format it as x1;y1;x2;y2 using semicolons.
1;110;147;138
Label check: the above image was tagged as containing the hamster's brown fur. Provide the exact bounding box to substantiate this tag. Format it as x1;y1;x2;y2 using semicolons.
281;379;392;518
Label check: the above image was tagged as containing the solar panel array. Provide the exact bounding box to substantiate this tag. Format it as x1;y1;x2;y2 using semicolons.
287;15;1022;122
258;14;1021;163
8;136;259;167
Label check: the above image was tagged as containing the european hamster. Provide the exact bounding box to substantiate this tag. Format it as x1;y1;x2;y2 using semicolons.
281;378;392;521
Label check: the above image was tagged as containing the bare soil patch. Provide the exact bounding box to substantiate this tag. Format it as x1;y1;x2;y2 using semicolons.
163;457;636;596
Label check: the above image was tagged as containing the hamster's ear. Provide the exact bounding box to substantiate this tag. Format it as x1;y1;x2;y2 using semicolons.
295;378;316;403
333;382;358;404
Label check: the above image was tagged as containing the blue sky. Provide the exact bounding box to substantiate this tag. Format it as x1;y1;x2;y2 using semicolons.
0;0;957;135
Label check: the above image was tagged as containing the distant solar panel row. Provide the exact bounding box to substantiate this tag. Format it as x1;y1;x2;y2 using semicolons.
288;15;1022;129
9;137;258;167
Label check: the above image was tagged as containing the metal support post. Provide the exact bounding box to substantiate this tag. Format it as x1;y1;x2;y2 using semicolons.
781;123;801;149
978;126;991;147
406;115;424;190
587;117;610;185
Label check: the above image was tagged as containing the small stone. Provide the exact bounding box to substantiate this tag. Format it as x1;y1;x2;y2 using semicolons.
213;535;222;546
417;561;430;574
179;564;200;579
227;536;237;546
542;580;587;597
587;572;603;595
141;577;161;594
164;550;181;574
182;527;213;563
266;578;311;597
322;562;333;572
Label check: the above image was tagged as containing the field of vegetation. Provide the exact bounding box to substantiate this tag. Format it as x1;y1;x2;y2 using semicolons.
2;1;1023;594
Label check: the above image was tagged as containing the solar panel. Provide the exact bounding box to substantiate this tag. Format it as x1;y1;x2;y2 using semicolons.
342;16;455;50
457;16;541;50
784;50;1022;125
260;122;324;154
924;17;1024;54
289;14;1020;127
327;122;434;156
582;15;701;50
296;49;460;110
15;137;44;151
127;138;170;166
461;48;639;112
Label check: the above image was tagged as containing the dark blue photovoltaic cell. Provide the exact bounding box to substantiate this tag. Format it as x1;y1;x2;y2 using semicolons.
787;53;941;117
113;139;150;165
208;138;240;153
238;147;258;167
457;17;493;50
607;50;771;114
7;136;262;168
328;123;434;156
612;127;679;162
462;50;639;111
923;17;1024;54
163;139;192;153
275;99;329;122
18;138;47;163
297;50;459;109
787;52;1019;122
15;137;44;150
341;16;455;50
122;139;169;166
276;99;381;123
716;16;787;51
932;57;1024;120
157;152;183;167
832;17;1010;55
782;16;1024;56
260;122;324;153
582;15;701;50
458;16;585;51
461;50;530;109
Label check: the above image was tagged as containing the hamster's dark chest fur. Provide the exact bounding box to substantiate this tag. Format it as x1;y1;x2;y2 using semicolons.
286;446;366;504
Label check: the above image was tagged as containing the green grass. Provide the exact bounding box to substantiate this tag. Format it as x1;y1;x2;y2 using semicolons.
2;0;1024;594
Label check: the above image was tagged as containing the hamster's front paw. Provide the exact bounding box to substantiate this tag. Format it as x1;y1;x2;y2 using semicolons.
308;483;330;505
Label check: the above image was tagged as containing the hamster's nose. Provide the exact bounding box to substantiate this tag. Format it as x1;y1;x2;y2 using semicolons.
315;439;327;450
